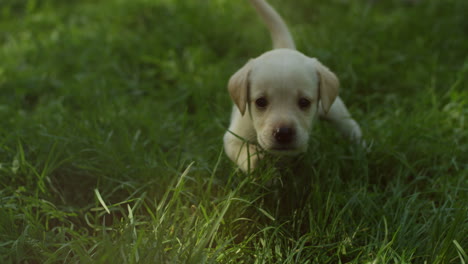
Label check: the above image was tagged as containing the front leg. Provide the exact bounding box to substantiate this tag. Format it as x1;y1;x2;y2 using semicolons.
224;107;262;172
224;132;262;172
319;96;362;143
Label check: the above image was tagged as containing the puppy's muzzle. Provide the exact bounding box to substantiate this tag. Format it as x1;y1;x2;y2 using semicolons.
273;126;295;145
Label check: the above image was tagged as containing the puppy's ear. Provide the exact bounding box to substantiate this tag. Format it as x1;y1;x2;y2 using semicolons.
228;60;253;116
312;59;339;114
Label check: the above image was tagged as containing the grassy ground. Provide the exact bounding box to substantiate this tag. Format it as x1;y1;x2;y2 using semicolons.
1;0;467;263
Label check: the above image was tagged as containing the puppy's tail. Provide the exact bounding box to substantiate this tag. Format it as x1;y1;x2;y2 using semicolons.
249;0;295;50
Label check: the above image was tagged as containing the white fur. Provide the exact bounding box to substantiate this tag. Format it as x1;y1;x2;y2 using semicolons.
224;0;362;172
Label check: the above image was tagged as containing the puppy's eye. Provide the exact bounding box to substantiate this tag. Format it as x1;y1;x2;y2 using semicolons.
298;98;311;109
255;97;268;108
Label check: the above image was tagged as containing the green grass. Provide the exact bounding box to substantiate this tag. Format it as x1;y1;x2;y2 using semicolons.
1;0;467;263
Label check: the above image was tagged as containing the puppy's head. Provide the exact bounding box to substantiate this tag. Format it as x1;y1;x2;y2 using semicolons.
228;49;339;154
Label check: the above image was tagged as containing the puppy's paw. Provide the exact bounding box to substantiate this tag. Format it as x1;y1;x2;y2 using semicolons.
349;128;372;153
343;119;362;143
344;120;372;152
238;155;260;173
224;132;264;173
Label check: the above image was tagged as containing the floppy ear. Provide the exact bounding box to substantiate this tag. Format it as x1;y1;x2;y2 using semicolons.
314;59;339;114
228;60;253;116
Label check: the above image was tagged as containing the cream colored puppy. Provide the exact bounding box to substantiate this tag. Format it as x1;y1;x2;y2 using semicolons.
224;0;362;172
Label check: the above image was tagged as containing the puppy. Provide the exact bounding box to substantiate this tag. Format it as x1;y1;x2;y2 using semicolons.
224;0;362;172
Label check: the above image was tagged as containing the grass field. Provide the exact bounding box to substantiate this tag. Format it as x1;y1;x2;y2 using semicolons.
1;0;467;263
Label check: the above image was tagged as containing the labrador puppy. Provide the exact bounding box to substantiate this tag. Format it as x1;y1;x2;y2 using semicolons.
224;0;362;172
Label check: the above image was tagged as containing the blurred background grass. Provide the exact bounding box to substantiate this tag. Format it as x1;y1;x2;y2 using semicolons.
0;0;467;263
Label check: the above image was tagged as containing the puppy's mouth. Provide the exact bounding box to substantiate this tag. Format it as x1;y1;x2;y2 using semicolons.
261;143;303;155
269;146;302;155
271;145;295;151
258;138;303;155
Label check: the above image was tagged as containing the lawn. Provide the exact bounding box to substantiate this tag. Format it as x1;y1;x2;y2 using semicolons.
0;0;467;263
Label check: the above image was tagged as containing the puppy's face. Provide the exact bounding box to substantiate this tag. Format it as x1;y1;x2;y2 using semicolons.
249;55;318;153
229;49;339;154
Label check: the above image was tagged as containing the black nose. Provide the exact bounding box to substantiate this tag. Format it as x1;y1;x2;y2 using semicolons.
273;126;295;144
